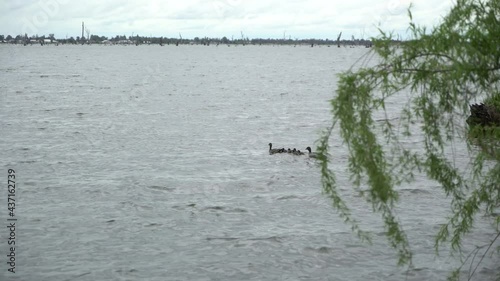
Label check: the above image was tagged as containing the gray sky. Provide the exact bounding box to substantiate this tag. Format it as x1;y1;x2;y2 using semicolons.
1;0;455;39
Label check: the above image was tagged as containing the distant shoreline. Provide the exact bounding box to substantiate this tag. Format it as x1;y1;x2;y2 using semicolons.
0;41;376;47
0;34;383;47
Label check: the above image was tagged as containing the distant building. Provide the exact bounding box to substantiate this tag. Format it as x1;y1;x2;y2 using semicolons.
117;39;133;45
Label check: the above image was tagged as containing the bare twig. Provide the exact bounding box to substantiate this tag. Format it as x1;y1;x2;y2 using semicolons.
468;231;500;281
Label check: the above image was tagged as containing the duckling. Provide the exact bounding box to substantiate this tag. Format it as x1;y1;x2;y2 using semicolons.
305;147;318;158
294;149;305;156
269;143;283;155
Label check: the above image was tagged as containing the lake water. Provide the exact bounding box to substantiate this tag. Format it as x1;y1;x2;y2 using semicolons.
0;44;498;281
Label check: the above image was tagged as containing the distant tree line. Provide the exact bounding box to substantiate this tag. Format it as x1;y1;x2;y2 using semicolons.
0;33;379;46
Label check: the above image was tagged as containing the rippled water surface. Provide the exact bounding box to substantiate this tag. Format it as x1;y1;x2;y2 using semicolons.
0;44;498;281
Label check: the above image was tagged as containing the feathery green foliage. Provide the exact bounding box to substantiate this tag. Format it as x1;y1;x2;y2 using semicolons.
318;0;500;274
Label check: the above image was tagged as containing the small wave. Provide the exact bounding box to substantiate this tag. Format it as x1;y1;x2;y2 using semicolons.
277;195;300;200
203;206;225;211
146;185;176;192
206;237;239;241
63;272;91;281
40;73;80;78
304;246;335;254
115;268;138;274
375;117;399;122
201;206;247;213
248;236;283;243
172;203;197;210
411;267;428;272
399;188;431;195
344;244;365;248
226;208;248;213
207;236;284;243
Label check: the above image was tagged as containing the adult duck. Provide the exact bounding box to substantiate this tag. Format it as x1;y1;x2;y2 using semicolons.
305;147;318;158
269;143;283;154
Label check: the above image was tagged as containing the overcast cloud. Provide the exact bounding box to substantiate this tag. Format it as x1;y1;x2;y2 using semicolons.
1;0;455;39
